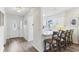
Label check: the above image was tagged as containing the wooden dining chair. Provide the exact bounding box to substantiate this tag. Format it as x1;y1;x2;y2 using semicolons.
44;31;59;52
44;38;52;52
58;30;66;51
51;31;59;52
65;30;71;47
70;30;73;46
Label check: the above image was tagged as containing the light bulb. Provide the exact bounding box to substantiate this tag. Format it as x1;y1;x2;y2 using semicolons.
17;10;21;12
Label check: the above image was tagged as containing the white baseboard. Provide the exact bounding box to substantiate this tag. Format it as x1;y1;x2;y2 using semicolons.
73;42;79;44
31;42;42;52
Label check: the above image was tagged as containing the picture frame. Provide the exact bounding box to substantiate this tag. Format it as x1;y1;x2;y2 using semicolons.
71;19;76;25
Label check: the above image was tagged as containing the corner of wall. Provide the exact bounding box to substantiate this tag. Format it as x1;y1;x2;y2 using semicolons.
31;42;43;52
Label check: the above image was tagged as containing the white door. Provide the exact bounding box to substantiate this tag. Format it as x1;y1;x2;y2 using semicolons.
8;19;20;38
27;16;34;41
0;11;4;52
0;26;4;52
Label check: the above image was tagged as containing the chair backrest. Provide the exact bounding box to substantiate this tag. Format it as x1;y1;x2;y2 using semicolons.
70;30;73;37
58;30;62;37
58;30;66;42
70;30;73;42
65;30;72;42
66;30;70;37
52;31;59;40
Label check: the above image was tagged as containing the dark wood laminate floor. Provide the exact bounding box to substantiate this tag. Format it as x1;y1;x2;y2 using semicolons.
63;44;79;52
3;37;38;52
45;44;79;52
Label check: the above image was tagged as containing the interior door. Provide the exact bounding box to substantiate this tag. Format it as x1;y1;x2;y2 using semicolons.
0;11;4;52
9;19;20;38
27;16;34;41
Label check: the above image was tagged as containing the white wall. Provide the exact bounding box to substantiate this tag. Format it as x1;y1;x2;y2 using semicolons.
42;12;66;35
41;7;71;17
65;8;79;44
24;8;43;51
5;13;24;39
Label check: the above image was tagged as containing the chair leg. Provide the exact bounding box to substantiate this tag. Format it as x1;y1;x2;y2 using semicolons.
44;40;46;52
49;44;52;51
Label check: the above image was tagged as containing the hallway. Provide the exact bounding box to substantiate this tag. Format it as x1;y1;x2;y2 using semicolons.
3;37;38;52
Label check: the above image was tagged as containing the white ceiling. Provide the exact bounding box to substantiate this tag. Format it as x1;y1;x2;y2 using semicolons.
5;7;31;16
4;7;72;16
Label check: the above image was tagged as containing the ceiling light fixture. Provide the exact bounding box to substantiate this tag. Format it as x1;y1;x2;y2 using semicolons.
16;7;25;12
